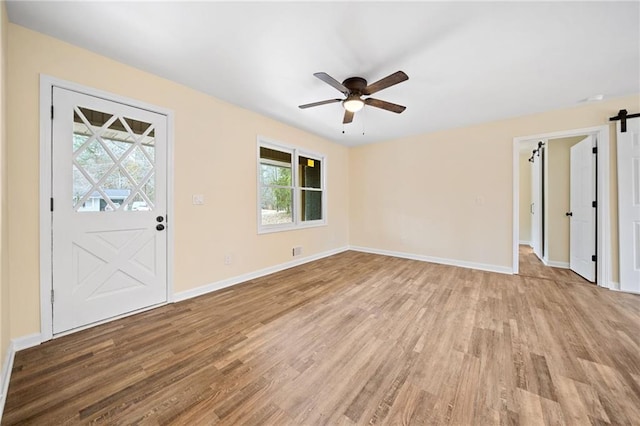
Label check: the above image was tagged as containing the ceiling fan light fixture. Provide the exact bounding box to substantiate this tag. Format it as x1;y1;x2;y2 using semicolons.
343;97;364;112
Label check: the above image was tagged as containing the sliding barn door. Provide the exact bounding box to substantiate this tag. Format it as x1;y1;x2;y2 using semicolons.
617;117;640;292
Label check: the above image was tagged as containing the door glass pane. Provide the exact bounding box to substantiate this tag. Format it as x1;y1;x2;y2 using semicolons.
73;165;92;209
75;138;115;185
73;105;155;212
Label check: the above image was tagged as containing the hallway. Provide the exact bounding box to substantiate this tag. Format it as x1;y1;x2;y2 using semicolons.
518;245;593;285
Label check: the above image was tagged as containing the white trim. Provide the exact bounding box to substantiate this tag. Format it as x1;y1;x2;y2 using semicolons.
39;76;54;342
349;246;513;275
518;240;532;246
0;344;14;420
0;342;15;420
543;138;550;264
166;105;176;302
11;333;42;352
610;284;640;295
39;75;175;340
513;125;611;288
174;246;349;302
0;333;42;419
545;260;570;269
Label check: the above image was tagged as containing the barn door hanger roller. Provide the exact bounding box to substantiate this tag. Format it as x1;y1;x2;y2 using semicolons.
609;109;640;133
528;141;545;163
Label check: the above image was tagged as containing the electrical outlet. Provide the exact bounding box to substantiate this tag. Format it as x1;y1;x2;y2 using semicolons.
192;194;205;205
292;246;303;257
224;254;232;265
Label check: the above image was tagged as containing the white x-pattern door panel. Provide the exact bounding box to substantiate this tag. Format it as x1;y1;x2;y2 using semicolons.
617;117;640;293
52;87;168;334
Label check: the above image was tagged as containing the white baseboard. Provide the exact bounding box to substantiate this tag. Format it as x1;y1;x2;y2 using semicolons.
0;333;42;420
610;283;640;295
519;240;532;246
348;246;512;275
12;333;42;352
545;260;570;269
0;342;14;421
173;246;349;302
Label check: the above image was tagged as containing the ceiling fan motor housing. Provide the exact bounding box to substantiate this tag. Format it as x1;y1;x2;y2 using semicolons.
342;77;367;95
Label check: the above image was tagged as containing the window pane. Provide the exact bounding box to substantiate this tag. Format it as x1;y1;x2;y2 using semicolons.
261;187;293;225
299;156;322;189
301;190;322;221
260;146;291;163
261;163;292;186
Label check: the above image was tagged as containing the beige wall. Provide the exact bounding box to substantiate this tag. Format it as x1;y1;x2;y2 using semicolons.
6;24;349;338
350;94;640;273
0;1;9;367
519;152;532;244
547;136;586;264
4;22;640;341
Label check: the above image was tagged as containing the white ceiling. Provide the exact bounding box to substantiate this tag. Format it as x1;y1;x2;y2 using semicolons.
6;1;640;146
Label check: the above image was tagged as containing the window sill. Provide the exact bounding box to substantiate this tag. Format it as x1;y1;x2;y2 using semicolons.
258;220;327;235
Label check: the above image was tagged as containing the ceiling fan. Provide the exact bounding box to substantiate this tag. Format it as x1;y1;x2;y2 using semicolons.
299;71;409;124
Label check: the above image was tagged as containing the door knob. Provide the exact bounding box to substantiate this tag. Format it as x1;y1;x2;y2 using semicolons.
156;224;165;231
565;212;573;217
156;216;164;223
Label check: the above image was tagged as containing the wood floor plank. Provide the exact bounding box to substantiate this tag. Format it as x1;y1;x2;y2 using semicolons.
3;247;640;425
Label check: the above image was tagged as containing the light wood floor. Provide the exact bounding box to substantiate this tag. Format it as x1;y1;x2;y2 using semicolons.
4;250;640;425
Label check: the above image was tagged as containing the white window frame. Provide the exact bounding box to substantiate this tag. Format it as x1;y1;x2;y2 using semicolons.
257;137;327;234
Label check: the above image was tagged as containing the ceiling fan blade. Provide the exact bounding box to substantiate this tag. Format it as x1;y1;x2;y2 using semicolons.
343;110;354;124
364;98;406;113
314;72;349;95
363;71;408;95
298;99;342;109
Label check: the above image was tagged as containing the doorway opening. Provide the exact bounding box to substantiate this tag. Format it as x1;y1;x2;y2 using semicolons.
39;76;175;342
517;245;593;284
512;125;611;288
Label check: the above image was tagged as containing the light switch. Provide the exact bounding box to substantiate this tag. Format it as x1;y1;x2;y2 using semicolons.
192;194;205;205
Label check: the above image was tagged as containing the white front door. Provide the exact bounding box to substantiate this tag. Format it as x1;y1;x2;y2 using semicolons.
569;135;596;282
617;117;640;293
52;87;168;334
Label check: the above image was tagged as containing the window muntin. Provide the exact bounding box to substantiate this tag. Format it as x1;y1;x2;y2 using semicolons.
258;141;325;232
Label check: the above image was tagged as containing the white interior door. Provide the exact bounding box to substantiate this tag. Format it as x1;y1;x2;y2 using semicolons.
569;135;596;282
531;157;542;259
52;88;168;334
617;117;640;293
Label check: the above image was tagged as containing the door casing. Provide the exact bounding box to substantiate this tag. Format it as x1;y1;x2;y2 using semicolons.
512;125;611;288
39;75;175;341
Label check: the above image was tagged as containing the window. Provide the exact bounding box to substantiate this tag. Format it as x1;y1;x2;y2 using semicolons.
258;139;326;233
